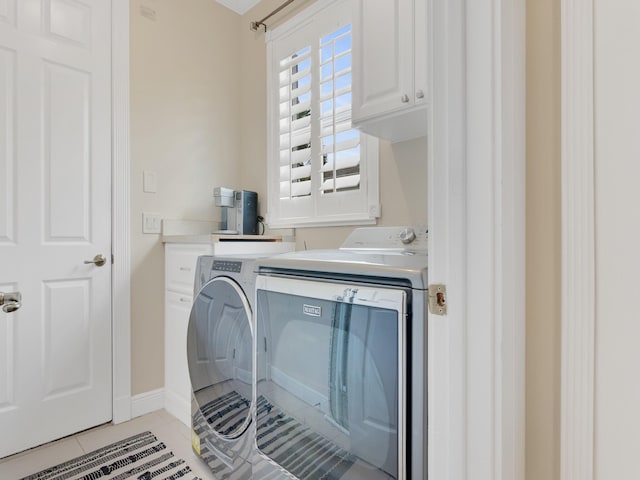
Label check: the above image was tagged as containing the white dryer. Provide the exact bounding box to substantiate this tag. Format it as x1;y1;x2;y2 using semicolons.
187;255;273;480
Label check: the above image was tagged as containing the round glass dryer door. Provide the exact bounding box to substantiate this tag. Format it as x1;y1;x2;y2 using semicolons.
187;276;253;439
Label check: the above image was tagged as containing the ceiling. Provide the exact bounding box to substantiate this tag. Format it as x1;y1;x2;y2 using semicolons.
216;0;262;15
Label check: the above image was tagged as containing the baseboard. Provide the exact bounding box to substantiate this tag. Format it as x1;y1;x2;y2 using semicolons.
131;388;165;418
164;390;190;427
113;394;132;424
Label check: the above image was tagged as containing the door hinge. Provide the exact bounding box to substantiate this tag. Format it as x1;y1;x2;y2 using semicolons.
428;284;447;315
111;253;115;265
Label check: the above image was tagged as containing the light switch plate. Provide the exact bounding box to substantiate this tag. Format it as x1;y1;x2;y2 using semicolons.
143;213;162;234
143;171;158;193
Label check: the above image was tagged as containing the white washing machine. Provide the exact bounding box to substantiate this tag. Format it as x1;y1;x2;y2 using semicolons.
188;227;428;480
187;255;274;480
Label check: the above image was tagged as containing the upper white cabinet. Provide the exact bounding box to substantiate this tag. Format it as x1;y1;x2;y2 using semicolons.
352;0;427;143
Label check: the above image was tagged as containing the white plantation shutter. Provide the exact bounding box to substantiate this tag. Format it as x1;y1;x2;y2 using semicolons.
319;26;362;194
267;0;379;227
279;46;312;198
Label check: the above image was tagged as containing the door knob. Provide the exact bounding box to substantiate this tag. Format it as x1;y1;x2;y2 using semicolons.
84;254;107;267
0;291;21;313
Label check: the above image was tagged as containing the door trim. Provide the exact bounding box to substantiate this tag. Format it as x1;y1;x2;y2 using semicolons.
560;0;595;478
112;0;132;424
428;0;525;478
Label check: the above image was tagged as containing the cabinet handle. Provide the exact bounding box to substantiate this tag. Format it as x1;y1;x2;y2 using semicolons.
416;90;425;99
401;94;410;103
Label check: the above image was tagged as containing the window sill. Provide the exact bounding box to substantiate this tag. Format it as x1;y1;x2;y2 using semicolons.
267;216;378;229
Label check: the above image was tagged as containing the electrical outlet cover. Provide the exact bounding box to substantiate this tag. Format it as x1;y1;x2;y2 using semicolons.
142;213;162;234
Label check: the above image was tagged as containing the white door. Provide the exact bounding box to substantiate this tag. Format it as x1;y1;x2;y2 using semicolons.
0;0;112;457
593;0;640;477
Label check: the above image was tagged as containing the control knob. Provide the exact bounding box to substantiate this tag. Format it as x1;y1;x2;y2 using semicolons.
399;228;416;245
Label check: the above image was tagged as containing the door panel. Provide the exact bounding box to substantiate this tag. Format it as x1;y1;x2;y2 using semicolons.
352;0;414;121
0;0;16;26
45;0;91;47
0;0;112;458
42;279;92;397
44;62;91;241
0;282;17;411
0;47;14;244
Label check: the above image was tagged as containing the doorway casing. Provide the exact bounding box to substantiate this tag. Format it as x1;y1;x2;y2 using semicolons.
108;0;528;476
112;0;132;424
428;0;526;478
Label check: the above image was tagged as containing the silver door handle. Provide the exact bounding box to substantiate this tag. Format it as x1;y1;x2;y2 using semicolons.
0;291;21;313
84;254;107;267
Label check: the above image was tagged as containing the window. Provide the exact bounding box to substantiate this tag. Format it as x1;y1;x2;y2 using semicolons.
266;0;379;228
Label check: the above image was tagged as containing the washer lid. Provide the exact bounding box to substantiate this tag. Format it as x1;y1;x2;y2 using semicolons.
256;249;428;289
187;276;253;439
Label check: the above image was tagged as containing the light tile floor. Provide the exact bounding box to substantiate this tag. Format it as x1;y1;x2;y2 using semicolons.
0;410;217;480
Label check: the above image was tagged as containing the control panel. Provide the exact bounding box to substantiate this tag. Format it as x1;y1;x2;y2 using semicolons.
340;226;428;252
212;259;243;273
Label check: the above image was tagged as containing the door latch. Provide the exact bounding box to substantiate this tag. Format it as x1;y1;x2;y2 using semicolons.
428;284;447;315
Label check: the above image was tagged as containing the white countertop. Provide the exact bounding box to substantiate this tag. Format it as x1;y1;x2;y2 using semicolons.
162;233;286;244
161;219;295;244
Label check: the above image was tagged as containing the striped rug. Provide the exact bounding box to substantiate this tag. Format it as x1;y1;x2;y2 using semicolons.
20;431;201;480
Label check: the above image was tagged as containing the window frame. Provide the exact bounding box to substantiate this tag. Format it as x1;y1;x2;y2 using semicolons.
265;0;380;229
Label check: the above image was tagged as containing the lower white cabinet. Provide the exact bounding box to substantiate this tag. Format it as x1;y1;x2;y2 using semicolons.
164;291;194;426
164;243;212;426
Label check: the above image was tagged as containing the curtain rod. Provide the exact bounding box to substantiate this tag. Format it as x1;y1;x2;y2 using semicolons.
250;0;296;32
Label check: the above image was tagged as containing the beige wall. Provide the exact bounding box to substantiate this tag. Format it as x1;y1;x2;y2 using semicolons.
526;0;561;478
238;1;428;250
130;0;242;394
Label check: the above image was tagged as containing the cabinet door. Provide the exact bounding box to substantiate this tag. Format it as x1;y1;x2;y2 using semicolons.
414;0;428;106
165;291;193;426
352;0;414;122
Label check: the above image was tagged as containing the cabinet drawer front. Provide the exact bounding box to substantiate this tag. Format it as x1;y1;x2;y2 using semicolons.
165;290;194;308
165;244;212;294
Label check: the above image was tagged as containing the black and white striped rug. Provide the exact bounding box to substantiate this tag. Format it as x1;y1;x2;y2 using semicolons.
20;431;201;480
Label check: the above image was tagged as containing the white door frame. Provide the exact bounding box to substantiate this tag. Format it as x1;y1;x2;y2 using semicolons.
428;0;525;478
560;0;596;478
111;0;132;424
